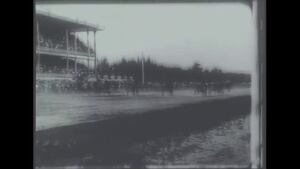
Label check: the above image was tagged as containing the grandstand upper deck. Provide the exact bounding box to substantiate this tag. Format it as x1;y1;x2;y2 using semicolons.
36;10;103;32
36;10;103;57
35;10;103;76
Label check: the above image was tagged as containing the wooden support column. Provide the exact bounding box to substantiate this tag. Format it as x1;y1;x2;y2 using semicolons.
36;22;40;72
94;31;97;75
66;29;69;72
87;30;90;73
74;32;78;72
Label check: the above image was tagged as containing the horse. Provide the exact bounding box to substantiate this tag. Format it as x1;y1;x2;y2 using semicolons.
224;81;233;92
103;80;112;94
125;80;139;96
194;82;208;96
209;82;225;95
161;81;174;96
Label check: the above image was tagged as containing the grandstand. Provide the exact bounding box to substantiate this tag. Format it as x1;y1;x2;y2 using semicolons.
35;10;103;81
35;11;135;92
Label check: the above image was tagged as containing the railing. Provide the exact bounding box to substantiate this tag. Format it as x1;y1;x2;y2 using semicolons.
37;47;95;58
36;72;75;80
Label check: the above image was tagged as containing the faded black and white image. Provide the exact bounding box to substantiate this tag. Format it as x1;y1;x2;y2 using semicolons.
35;1;261;168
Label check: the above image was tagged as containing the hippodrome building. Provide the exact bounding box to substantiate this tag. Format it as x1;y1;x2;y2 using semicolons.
35;11;133;88
35;10;102;79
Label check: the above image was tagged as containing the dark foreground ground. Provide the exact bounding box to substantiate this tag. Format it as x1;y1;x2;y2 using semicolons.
35;95;251;168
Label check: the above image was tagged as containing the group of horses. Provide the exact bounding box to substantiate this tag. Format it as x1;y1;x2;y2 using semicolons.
193;81;233;96
37;74;233;96
123;81;175;96
123;81;233;96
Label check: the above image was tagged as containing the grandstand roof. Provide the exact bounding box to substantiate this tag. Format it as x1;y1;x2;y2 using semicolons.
36;10;104;32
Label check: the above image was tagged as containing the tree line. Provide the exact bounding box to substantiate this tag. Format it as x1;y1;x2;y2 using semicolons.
96;57;251;84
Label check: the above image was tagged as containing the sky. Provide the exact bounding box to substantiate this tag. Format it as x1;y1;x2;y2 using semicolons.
36;3;257;73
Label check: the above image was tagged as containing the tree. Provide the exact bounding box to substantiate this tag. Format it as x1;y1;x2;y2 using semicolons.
95;57;250;84
191;62;203;72
97;58;110;74
190;62;203;82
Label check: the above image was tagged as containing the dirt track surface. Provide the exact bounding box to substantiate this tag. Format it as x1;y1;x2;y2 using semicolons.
36;87;250;131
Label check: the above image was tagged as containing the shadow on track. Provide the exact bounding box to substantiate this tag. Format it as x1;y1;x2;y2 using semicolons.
36;95;251;167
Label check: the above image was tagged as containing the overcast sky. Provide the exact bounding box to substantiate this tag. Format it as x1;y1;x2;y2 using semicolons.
36;3;256;73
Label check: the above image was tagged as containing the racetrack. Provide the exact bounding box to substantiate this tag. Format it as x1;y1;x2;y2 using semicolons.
35;91;251;166
36;86;250;131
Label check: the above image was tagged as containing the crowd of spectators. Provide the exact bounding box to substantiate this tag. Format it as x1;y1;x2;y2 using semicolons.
36;66;134;93
38;65;78;74
38;34;94;54
36;79;77;93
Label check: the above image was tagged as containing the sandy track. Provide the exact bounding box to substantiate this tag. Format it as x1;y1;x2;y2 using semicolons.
36;87;250;131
